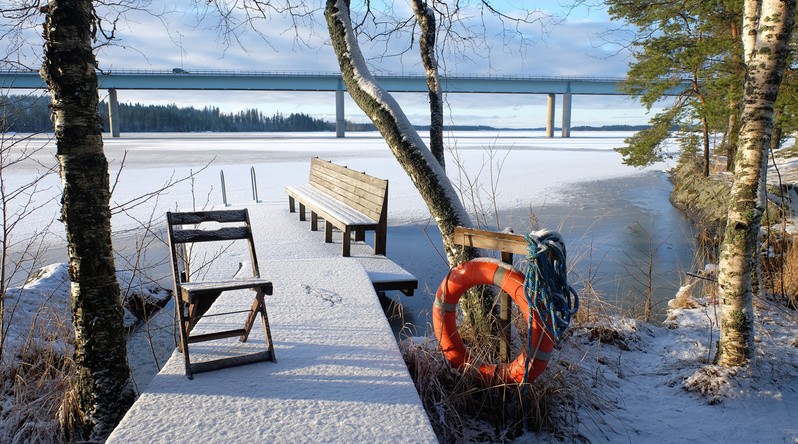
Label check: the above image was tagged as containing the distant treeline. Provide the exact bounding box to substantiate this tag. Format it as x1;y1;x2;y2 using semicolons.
1;95;337;133
1;95;52;133
1;94;649;133
571;124;651;131
102;103;336;133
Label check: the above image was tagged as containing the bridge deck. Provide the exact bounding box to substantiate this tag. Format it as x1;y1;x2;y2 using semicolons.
107;203;434;443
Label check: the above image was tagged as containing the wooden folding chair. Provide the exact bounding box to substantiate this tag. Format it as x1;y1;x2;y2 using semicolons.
166;209;276;379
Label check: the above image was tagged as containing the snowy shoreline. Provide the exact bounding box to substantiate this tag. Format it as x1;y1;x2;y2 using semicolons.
4;131;797;441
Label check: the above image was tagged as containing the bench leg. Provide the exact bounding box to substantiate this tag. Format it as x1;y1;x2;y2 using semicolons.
311;212;318;231
325;221;333;243
343;228;352;257
354;227;365;241
299;203;306;221
288;196;295;213
375;225;387;255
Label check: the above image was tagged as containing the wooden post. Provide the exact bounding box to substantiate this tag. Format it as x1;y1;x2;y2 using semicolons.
453;227;530;364
499;251;513;363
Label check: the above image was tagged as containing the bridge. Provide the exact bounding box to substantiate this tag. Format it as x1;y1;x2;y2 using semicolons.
2;69;636;138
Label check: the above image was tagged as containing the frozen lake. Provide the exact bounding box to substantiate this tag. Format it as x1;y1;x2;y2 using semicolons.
7;130;694;332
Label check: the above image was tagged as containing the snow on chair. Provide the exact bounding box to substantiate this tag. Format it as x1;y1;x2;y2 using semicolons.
166;209;276;379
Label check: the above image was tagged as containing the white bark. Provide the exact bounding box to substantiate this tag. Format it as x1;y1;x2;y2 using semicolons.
717;0;795;367
325;0;472;265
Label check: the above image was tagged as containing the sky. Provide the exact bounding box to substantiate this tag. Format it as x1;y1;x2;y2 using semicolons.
4;1;664;128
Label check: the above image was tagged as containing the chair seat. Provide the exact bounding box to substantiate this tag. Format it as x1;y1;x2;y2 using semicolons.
180;278;273;302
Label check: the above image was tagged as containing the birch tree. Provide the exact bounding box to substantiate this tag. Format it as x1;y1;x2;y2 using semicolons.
40;0;135;438
716;0;795;367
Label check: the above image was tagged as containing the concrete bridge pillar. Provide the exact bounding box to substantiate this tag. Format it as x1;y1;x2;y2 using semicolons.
336;86;345;138
561;92;572;138
108;88;121;138
546;93;555;138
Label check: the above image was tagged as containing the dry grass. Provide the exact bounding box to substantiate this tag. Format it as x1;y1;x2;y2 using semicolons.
669;280;701;310
0;322;81;443
401;337;591;443
777;238;798;309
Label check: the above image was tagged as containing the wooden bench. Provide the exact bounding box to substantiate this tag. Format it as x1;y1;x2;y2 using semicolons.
286;157;388;257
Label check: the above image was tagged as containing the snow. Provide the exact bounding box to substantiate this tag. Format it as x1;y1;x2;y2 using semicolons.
4;130;798;442
107;256;436;443
1;263;170;367
557;294;798;442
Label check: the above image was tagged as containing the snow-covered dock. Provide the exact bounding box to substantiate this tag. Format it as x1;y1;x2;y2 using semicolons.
107;202;435;443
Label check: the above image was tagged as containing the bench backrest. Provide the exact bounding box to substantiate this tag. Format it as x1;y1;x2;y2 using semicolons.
309;157;388;223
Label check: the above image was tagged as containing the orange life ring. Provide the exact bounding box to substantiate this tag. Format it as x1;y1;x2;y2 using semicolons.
433;258;554;384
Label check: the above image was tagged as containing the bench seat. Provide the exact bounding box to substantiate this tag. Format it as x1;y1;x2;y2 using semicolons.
286;184;378;228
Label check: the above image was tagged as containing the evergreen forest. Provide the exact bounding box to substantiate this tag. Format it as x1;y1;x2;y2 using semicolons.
0;94;339;133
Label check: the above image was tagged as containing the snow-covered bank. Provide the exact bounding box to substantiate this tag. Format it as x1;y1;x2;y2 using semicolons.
555;291;798;443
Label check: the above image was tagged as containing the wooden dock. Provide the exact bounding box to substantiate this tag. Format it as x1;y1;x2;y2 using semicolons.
107;203;434;443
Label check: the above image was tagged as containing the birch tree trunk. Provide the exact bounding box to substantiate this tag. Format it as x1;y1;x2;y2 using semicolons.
40;0;135;438
325;0;500;326
412;0;445;169
726;22;743;172
325;0;471;264
717;0;795;367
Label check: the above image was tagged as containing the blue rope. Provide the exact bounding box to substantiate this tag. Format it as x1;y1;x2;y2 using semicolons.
520;230;579;384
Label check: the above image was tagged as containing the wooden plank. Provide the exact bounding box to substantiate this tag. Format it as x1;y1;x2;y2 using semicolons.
172;227;250;244
168;209;248;225
309;170;386;205
181;278;272;294
453;226;529;256
372;280;418;296
187;328;248;343
311;167;387;197
309;174;385;207
189;350;274;375
312;157;387;187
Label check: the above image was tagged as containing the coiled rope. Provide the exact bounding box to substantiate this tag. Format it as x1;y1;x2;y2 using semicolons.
521;230;579;383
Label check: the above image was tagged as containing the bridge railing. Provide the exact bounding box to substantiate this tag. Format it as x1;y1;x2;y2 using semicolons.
1;68;627;84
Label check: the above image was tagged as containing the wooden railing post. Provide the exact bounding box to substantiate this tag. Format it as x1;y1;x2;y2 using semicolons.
498;251;513;363
453;226;530;364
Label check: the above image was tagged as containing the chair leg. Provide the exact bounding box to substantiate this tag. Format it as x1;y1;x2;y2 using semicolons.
311;212;318;231
176;299;194;379
354;227;365;241
299;203;306;221
288;196;295;213
241;293;261;342
258;293;277;363
239;289;277;362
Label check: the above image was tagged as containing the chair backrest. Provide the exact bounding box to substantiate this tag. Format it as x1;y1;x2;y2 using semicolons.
166;209;262;286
